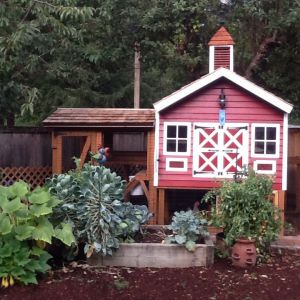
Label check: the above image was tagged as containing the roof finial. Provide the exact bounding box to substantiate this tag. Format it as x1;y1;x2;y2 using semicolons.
219;0;230;25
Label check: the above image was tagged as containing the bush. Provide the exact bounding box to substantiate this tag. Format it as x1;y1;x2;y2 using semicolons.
203;170;282;261
47;163;152;257
0;181;75;286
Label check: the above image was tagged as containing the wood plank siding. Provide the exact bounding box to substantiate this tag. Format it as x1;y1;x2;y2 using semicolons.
43;108;155;128
158;79;284;190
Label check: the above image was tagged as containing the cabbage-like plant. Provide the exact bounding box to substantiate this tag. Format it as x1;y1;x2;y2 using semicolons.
164;210;209;252
47;163;152;257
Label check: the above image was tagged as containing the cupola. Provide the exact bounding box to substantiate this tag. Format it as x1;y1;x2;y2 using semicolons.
208;27;234;73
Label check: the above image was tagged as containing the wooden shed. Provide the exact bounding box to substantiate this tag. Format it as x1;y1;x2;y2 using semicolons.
43;108;158;217
152;27;292;223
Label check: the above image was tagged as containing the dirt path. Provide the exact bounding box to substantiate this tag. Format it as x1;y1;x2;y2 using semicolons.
2;253;300;300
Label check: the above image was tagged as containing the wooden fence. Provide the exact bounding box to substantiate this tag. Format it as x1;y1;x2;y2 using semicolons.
0;127;52;167
0;127;148;186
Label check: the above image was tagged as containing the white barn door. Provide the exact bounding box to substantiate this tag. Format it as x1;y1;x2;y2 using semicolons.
193;123;248;178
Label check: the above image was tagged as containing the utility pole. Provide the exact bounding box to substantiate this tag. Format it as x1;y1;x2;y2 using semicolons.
134;42;141;109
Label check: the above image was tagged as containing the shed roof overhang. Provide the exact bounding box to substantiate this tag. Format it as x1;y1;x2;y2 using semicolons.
154;68;293;114
43;108;155;128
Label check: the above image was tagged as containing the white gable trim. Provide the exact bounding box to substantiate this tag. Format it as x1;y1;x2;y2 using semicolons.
230;45;234;72
282;113;288;190
209;46;214;73
154;68;293;114
153;111;160;187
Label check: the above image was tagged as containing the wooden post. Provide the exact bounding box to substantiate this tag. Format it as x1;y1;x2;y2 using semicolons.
296;163;300;212
279;190;286;236
91;131;103;153
273;190;286;235
148;182;157;224
79;136;91;168
146;130;157;224
55;135;63;174
134;42;140;109
51;132;58;174
158;189;165;225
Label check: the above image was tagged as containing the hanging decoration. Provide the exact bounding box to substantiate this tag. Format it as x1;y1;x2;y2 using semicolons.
90;145;110;165
218;88;226;127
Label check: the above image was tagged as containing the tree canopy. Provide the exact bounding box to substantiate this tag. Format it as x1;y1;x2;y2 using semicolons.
0;0;299;125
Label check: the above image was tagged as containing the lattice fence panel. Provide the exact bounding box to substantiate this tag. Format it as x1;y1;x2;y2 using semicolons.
0;166;52;188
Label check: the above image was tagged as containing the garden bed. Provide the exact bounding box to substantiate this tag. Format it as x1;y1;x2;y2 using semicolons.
88;226;214;268
2;252;300;300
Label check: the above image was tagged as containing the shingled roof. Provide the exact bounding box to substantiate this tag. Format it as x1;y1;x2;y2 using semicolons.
208;26;235;46
43;108;155;128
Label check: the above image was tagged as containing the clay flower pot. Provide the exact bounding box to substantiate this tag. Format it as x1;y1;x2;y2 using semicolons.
231;238;256;268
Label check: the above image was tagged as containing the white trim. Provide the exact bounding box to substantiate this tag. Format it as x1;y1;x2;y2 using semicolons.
209;46;215;73
251;123;280;158
153;112;160;187
154;68;293;114
163;122;191;156
282;113;288;190
229;45;234;71
253;160;276;175
166;158;188;172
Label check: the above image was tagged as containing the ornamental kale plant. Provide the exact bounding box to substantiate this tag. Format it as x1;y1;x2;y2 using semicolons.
47;163;152;257
0;181;75;286
164;210;209;252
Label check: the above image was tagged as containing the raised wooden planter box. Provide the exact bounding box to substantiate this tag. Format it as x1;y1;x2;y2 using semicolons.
89;238;214;268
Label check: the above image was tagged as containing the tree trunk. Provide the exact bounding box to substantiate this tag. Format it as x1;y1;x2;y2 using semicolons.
245;31;278;79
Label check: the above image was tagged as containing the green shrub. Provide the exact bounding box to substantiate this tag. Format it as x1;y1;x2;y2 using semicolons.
0;181;75;286
164;210;209;252
203;170;282;261
47;163;152;257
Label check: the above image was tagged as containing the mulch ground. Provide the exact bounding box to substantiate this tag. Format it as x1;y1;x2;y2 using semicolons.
2;252;300;300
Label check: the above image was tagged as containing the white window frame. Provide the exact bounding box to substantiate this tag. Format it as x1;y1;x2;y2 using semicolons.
163;122;191;156
251;124;280;158
166;158;188;172
253;160;276;175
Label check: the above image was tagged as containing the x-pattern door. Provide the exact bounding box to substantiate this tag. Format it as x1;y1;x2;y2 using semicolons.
193;123;248;178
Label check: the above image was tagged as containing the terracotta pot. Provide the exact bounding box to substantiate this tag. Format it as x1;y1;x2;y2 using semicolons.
231;238;256;268
207;226;224;235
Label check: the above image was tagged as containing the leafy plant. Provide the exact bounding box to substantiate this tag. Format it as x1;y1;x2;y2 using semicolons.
203;170;282;261
113;277;129;290
47;163;152;257
164;210;209;252
0;181;75;286
0;235;51;286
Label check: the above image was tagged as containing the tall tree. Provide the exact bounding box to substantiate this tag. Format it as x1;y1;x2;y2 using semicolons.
0;0;299;124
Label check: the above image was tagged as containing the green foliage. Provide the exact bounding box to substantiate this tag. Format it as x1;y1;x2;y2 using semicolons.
1;0;299;125
47;163;152;257
0;235;51;286
203;171;282;260
113;277;129;291
164;210;209;252
0;181;75;286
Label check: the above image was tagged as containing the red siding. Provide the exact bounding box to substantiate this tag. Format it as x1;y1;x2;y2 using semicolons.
158;79;284;190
